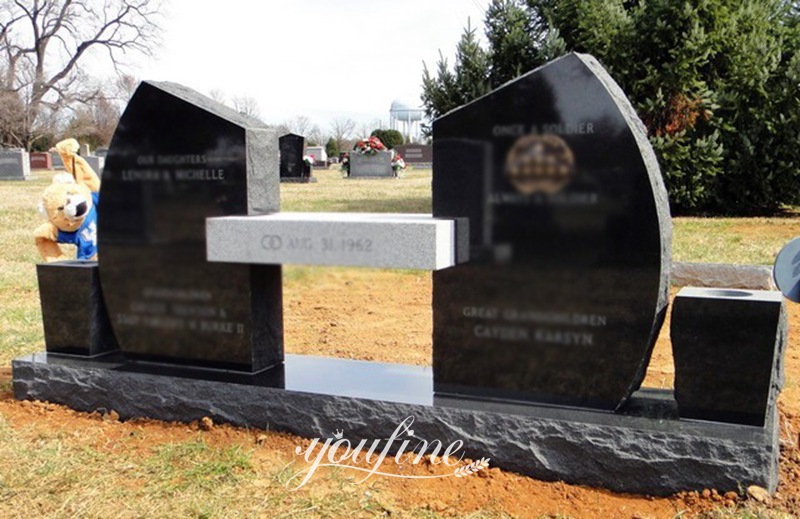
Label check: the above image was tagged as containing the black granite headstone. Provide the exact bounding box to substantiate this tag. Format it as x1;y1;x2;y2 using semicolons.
37;261;118;356
671;287;786;426
98;81;282;372
432;53;671;410
279;133;305;179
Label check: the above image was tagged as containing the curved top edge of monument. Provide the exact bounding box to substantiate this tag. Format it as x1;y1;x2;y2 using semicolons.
140;81;270;130
431;52;583;123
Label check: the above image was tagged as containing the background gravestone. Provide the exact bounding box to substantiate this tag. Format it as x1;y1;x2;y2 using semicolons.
279;133;312;182
394;144;432;166
85;155;104;176
349;151;393;178
29;152;52;170
50;151;64;169
432;53;671;410
98;81;282;371
0;148;30;180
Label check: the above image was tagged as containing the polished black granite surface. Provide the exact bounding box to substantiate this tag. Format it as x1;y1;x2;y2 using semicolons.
98;81;282;371
279;133;305;178
432;53;671;410
37;261;117;356
671;287;786;426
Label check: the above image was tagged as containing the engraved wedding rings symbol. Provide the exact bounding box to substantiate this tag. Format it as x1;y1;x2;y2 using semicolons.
505;134;575;195
261;235;283;250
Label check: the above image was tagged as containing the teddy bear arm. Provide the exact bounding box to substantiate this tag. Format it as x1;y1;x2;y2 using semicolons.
72;158;101;192
34;223;68;262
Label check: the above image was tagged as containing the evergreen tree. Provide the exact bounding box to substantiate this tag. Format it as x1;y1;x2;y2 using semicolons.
325;137;339;159
421;20;490;123
485;0;539;86
370;129;404;149
421;0;800;214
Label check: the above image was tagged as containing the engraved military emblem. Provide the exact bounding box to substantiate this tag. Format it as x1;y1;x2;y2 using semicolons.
505;134;575;195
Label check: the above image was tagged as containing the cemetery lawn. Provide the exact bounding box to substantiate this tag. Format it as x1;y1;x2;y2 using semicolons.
0;169;799;518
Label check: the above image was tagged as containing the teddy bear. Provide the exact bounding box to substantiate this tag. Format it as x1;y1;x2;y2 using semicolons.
34;138;101;262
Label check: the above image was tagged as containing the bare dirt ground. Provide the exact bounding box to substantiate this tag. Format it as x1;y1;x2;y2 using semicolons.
0;270;798;518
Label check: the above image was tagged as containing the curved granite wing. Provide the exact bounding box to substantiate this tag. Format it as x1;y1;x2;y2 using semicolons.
432;53;672;410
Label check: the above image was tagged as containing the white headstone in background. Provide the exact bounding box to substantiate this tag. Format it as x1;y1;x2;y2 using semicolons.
305;146;327;165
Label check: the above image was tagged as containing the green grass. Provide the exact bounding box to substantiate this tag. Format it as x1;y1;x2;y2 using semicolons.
672;215;800;265
698;507;797;518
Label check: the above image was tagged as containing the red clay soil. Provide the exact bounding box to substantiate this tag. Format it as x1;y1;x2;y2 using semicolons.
0;272;799;518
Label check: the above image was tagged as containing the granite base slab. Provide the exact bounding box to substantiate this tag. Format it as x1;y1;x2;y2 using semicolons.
12;352;779;496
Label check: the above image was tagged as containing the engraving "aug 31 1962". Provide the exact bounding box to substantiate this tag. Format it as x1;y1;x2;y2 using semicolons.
260;235;373;254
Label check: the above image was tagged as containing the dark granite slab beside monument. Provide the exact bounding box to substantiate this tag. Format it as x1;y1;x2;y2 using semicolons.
98;81;282;371
37;261;118;356
671;287;786;426
432;53;671;410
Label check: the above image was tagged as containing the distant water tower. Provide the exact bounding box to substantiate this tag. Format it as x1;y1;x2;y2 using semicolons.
389;99;424;143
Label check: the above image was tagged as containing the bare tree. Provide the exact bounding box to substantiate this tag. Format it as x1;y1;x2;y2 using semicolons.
208;88;227;105
0;0;163;149
67;89;121;148
329;117;356;154
307;124;325;146
231;95;261;119
115;74;139;104
356;118;383;140
278;115;314;136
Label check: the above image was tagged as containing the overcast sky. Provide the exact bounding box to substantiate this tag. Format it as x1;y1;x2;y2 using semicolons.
124;0;488;132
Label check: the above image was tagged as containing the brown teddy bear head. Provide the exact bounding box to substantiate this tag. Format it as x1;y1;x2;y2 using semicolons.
39;173;94;233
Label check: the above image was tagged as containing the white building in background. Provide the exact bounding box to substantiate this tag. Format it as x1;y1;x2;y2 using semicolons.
389;99;424;143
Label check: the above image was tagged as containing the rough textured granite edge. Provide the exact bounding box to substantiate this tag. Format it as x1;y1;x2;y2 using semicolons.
246;128;279;216
672;262;776;290
575;53;673;404
12;357;779;496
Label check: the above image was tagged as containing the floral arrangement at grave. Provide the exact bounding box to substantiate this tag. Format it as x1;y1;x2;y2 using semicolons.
340;152;350;177
353;136;387;156
303;154;315;167
391;152;406;175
